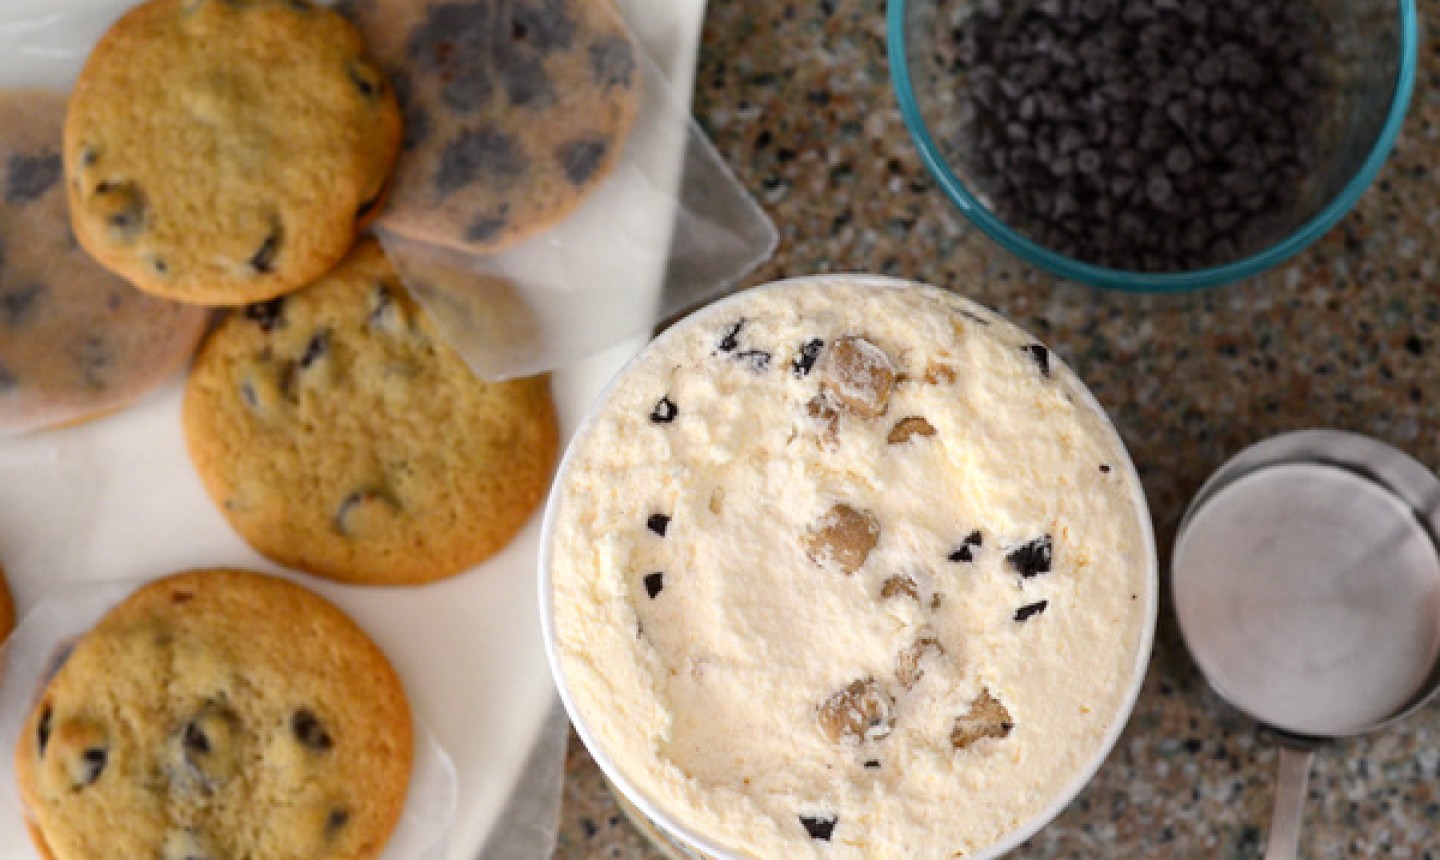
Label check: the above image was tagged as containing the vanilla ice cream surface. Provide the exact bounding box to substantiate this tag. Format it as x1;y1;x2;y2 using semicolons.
549;278;1154;859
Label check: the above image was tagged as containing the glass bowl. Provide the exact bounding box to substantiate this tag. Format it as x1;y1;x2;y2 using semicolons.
888;0;1418;292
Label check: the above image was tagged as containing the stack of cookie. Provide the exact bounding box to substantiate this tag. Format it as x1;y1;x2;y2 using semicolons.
7;0;646;856
55;0;653;586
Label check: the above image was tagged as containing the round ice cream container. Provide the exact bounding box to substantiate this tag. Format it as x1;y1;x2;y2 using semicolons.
541;275;1158;859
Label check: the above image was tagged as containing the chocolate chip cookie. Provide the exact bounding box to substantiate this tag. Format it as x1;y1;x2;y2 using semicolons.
339;0;641;252
65;0;402;306
183;238;559;585
0;89;207;434
15;569;413;860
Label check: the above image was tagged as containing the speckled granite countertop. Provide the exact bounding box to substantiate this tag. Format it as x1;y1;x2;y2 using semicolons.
554;1;1440;857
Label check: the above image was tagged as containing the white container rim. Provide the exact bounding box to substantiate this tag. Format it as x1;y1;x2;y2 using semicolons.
538;273;1161;860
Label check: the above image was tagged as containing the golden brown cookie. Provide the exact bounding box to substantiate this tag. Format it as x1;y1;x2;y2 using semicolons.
183;238;559;584
0;89;207;433
15;569;413;860
65;0;402;306
339;0;641;252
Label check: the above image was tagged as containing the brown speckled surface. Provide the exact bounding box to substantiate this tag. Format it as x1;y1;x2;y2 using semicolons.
555;1;1440;857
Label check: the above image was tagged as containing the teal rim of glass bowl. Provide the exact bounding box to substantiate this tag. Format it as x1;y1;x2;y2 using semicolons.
887;0;1419;293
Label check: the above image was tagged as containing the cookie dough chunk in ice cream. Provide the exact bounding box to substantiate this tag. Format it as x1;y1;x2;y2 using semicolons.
548;277;1155;858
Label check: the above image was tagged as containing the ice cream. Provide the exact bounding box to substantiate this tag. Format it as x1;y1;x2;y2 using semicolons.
548;276;1155;858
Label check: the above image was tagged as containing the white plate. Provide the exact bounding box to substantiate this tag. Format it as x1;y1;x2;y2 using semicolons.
0;0;707;857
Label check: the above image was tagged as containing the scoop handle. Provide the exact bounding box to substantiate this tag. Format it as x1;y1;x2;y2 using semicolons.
1264;744;1315;860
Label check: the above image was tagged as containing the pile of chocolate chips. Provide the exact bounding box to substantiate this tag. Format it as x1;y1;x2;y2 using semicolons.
942;0;1333;272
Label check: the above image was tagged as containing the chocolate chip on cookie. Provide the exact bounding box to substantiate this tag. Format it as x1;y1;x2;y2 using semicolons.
185;239;559;584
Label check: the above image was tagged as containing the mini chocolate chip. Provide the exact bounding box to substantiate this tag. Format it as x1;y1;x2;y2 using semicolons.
244;298;286;332
792;338;824;376
6;151;63;203
348;60;383;101
437;128;529;193
948;530;983;563
800;815;837;841
557;138;609;185
183;721;211;756
334;490;398;537
717;319;744;352
1022;344;1050;377
178;703;241;791
153;258;169;274
1007;535;1052;577
863;760;881;769
250;226;282;275
37;706;53;757
291;710;333;751
1014;600;1049;622
325;808;350;838
93;181;146;240
1100;463;1112;473
643;572;664;598
650;396;677;423
80;146;99;168
356;191;383;221
2;282;47;327
647;514;670;536
78;747;107;786
300;331;330;368
589;35;636;89
735;350;771;372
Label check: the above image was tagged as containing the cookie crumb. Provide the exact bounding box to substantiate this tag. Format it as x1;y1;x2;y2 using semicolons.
803;504;880;575
951;689;1013;750
817;679;894;745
